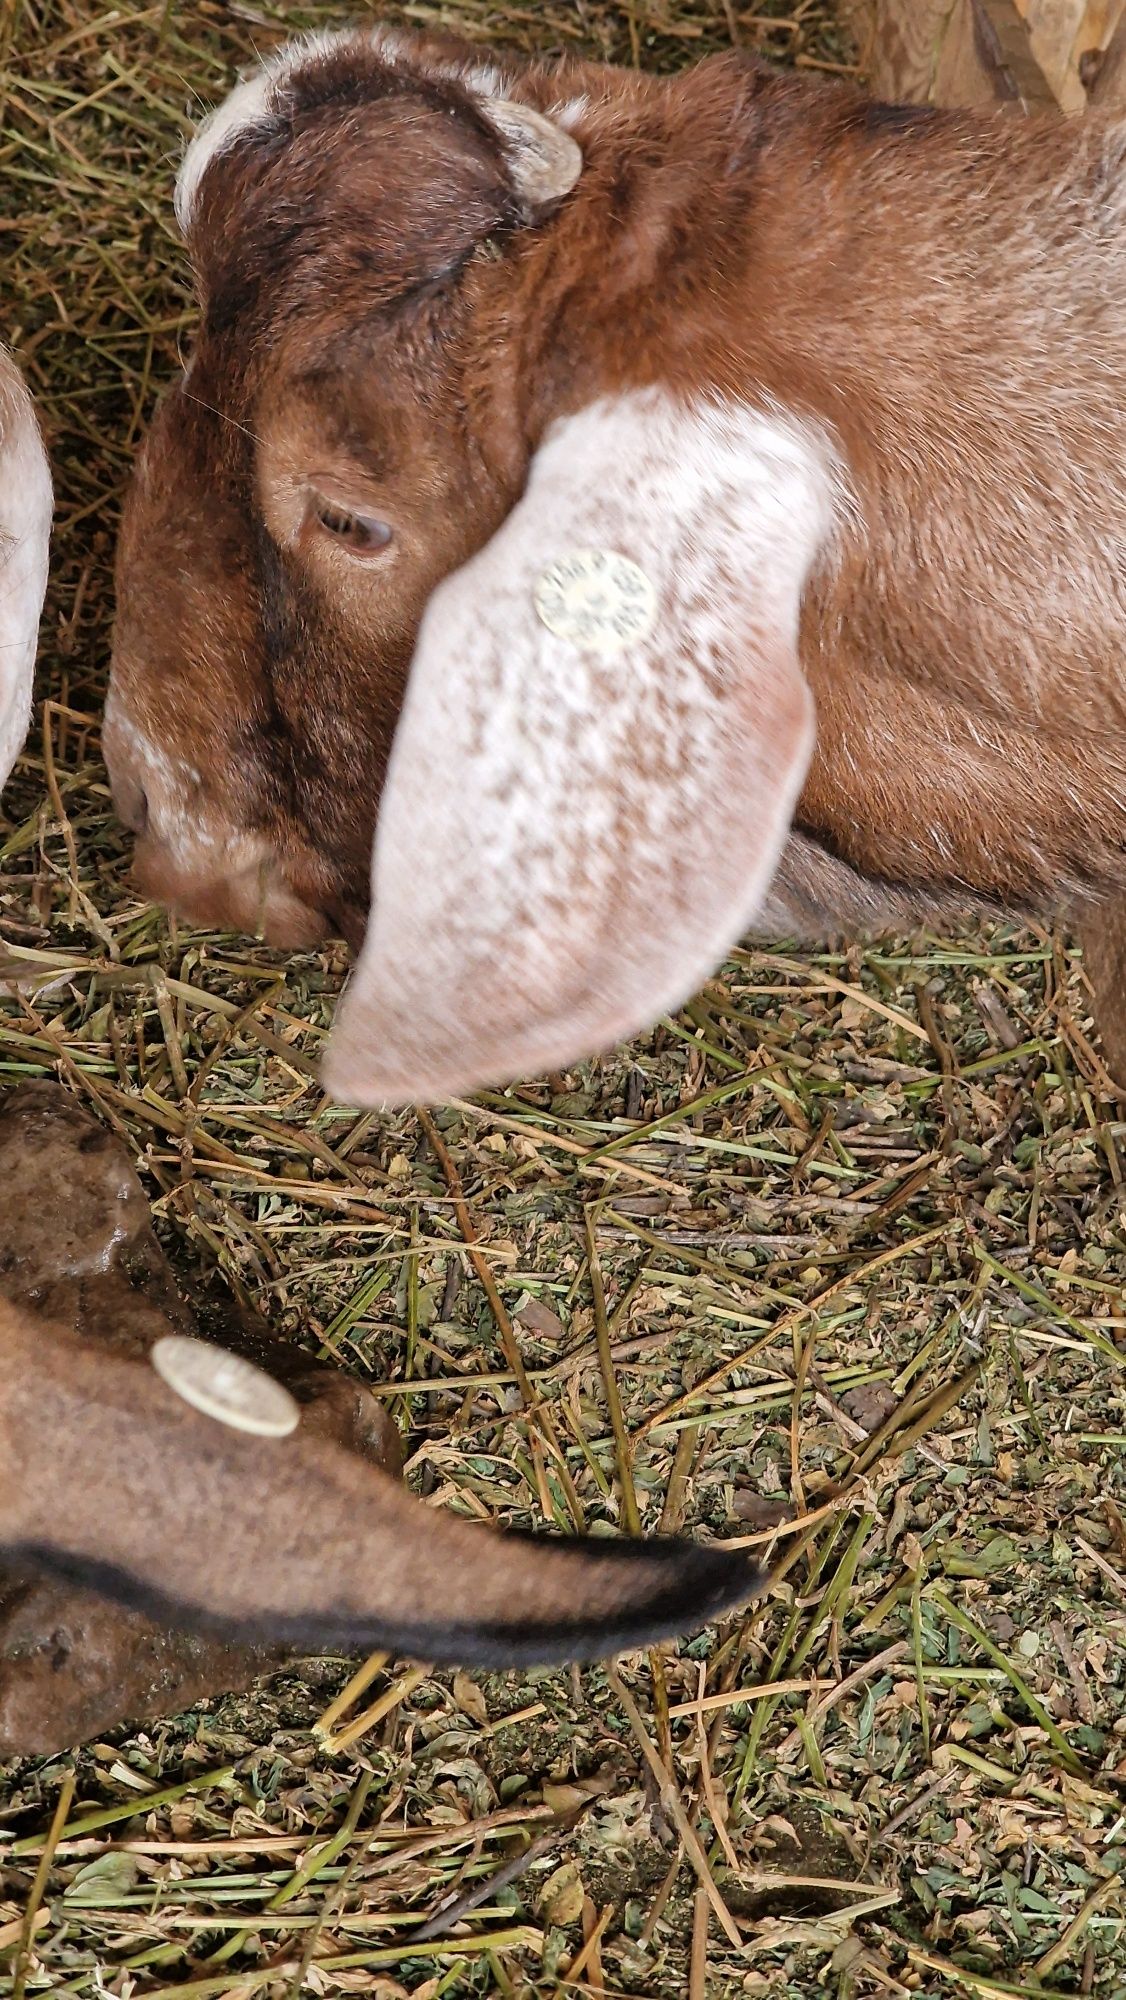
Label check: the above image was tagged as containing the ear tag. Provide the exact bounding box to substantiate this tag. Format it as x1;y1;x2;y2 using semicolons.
152;1335;300;1439
534;549;657;656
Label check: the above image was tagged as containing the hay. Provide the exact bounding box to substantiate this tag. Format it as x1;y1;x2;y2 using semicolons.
3;3;1126;1996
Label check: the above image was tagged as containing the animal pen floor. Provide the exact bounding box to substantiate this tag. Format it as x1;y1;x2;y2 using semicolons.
3;2;1126;1996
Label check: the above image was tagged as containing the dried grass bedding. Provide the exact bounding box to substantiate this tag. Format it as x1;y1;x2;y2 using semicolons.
2;3;1126;1995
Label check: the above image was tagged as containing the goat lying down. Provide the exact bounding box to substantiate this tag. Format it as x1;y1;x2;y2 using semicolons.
102;25;1126;1103
0;350;756;1691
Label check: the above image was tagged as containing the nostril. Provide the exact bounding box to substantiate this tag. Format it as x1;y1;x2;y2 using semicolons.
112;770;149;836
102;705;152;836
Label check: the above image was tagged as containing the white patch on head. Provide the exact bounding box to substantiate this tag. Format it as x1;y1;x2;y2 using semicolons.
175;28;368;231
175;69;279;231
326;390;845;1106
555;96;591;132
0;351;51;796
174;24;571;230
349;26;507;102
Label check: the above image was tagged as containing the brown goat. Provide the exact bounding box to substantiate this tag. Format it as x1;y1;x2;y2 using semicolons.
104;25;1126;1101
0;1080;757;1678
0;1298;757;1666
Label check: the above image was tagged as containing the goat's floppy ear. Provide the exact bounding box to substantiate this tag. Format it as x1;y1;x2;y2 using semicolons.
0;1304;759;1668
325;395;836;1108
0;355;51;793
484;99;582;214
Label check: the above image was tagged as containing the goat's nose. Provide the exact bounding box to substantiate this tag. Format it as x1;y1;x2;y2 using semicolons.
110;764;149;836
102;709;150;835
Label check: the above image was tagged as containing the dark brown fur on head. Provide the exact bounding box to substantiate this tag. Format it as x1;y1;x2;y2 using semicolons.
108;34;544;942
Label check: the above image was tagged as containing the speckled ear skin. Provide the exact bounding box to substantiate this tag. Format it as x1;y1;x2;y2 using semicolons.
327;394;832;1107
0;1085;760;1749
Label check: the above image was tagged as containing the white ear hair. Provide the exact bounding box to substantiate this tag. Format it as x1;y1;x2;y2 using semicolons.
325;392;841;1108
485;100;582;210
0;351;51;796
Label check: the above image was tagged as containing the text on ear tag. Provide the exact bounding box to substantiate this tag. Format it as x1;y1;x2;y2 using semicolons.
534;549;657;656
151;1335;300;1438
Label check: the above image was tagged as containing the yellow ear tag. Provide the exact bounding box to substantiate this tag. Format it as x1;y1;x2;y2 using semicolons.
534;549;657;656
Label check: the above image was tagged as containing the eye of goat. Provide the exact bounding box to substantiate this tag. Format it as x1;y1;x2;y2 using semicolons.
312;495;393;554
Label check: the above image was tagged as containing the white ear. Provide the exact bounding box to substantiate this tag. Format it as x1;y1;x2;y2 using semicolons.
324;393;839;1108
484;99;582;211
0;352;51;795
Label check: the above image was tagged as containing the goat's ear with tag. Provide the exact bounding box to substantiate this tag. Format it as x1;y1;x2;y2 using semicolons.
0;1302;761;1669
325;395;835;1107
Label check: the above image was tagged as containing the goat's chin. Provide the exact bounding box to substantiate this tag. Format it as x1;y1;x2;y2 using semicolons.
131;837;331;950
253;898;333;951
331;897;370;957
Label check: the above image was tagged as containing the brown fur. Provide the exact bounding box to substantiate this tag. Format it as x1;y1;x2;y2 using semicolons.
106;33;1126;1068
0;1302;756;1664
0;1084;756;1674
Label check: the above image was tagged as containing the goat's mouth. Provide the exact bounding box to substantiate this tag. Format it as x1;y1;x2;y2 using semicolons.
130;835;332;951
326;894;370;957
